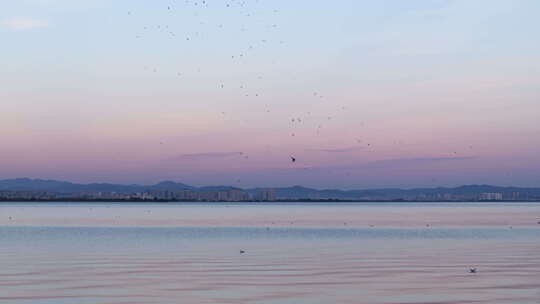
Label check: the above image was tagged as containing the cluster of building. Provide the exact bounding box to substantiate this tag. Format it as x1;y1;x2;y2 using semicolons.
406;192;524;201
478;192;504;201
0;189;277;202
0;191;56;201
1;189;537;202
138;189;253;201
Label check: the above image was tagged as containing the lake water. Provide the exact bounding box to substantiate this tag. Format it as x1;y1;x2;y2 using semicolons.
1;202;539;304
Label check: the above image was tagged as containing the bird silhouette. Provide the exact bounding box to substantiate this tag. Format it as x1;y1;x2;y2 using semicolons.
291;156;296;163
469;268;477;273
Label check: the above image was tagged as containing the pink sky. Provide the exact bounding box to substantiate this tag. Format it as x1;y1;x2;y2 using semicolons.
1;0;539;188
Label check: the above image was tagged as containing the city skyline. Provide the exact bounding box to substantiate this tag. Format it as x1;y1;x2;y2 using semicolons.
1;177;539;202
2;0;539;188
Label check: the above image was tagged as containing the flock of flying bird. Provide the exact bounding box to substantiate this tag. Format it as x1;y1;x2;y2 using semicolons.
126;1;376;167
127;1;480;182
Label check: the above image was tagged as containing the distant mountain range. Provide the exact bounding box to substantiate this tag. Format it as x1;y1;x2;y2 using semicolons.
1;178;540;200
0;178;237;193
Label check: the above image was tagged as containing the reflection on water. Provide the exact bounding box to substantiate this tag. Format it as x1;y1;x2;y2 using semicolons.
1;202;540;228
1;203;539;304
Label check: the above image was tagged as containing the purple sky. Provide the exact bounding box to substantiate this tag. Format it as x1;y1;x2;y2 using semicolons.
1;0;539;188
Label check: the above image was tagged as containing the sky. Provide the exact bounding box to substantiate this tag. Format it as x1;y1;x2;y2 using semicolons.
1;0;539;189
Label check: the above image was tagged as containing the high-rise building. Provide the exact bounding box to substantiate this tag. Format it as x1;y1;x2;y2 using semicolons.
479;192;503;201
253;189;276;201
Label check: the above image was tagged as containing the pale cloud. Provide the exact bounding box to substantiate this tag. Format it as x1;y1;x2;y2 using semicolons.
293;156;478;172
305;146;364;153
2;17;49;30
172;152;244;160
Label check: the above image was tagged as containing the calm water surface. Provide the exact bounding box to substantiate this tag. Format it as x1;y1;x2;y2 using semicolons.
1;202;539;304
